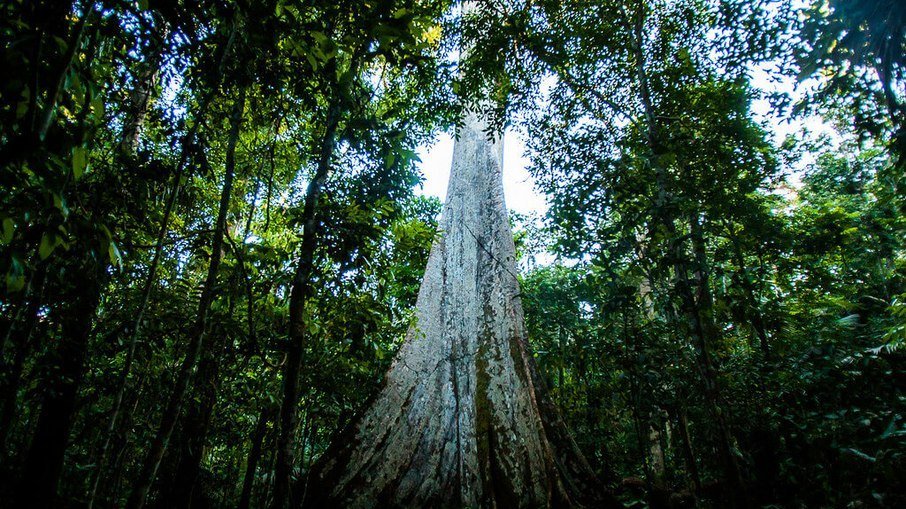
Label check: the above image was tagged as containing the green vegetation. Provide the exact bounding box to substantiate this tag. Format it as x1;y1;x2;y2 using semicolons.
0;0;902;507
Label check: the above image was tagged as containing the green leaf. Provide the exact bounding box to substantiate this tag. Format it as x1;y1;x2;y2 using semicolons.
311;31;328;46
39;233;58;260
91;95;104;117
305;52;319;70
53;193;70;218
72;146;88;180
108;240;122;267
1;218;13;244
6;258;25;292
6;275;25;292
16;100;28;119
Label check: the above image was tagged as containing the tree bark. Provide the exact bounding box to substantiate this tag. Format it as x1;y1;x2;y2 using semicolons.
270;93;342;509
673;407;701;498
35;5;94;143
0;261;47;450
126;87;246;509
120;17;169;156
302;114;619;508
15;257;106;508
724;223;770;358
238;405;273;509
88;24;236;509
164;323;228;508
686;212;747;505
630;1;745;502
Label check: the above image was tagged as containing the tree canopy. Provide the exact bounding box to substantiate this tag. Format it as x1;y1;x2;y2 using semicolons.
0;0;903;508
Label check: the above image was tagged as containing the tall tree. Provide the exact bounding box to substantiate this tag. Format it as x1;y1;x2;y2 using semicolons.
303;110;619;507
126;82;247;509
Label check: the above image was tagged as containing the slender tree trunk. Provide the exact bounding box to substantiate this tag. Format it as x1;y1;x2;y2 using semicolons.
725;224;770;357
87;133;188;509
238;406;273;509
263;432;279;506
126;87;246;509
270;95;342;509
34;5;93;143
625;311;665;506
0;262;47;449
631;1;745;502
86;161;181;508
686;212;747;504
165;325;228;508
120;18;169;156
648;419;666;487
87;25;236;509
96;373;146;506
673;407;701;497
629;372;654;490
0;329;32;449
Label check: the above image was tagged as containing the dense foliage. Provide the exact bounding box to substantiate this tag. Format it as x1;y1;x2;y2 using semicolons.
0;0;902;508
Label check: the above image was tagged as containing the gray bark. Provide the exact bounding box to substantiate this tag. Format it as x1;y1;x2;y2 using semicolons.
304;115;617;508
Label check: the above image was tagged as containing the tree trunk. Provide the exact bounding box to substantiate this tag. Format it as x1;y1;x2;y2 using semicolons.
35;6;94;143
725;223;770;358
97;373;146;506
126;87;245;509
686;212;747;505
270;93;342;509
630;1;745;502
673;407;701;498
120;17;169;156
88;25;236;509
164;325;227;508
302;114;619;508
0;262;46;449
648;419;666;487
238;406;273;509
16;257;106;508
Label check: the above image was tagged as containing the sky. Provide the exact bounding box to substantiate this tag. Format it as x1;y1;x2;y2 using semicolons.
412;68;839;219
415;130;547;216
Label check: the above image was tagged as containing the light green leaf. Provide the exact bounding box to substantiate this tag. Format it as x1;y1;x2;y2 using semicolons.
53;193;70;218
305;52;319;70
16;100;28;119
72;146;88;179
108;241;123;267
39;233;58;260
91;95;104;117
1;218;13;244
311;31;328;46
